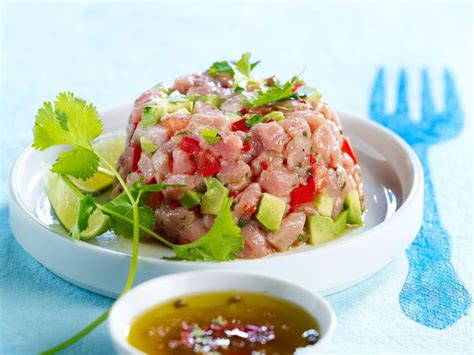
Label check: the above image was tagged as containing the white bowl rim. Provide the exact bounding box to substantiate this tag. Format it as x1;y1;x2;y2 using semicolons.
9;108;423;265
107;269;337;354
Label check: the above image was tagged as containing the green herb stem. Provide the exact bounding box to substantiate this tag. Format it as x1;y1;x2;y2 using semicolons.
40;310;109;355
97;166;115;178
44;162;141;354
95;151;134;207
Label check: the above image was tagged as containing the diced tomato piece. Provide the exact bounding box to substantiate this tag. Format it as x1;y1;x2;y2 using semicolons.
196;150;221;177
309;155;316;165
341;137;358;164
147;177;157;184
260;161;269;170
179;137;201;155
231;118;250;132
240;107;250;115
147;192;163;209
168;157;174;173
131;145;141;172
169;200;181;209
242;142;251;152
229;190;238;198
290;178;315;207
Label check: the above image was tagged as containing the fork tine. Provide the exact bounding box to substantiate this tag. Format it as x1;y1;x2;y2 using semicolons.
395;68;409;117
443;69;462;118
421;69;435;117
369;67;387;123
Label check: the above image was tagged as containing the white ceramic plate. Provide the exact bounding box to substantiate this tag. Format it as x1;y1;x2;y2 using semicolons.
9;106;423;298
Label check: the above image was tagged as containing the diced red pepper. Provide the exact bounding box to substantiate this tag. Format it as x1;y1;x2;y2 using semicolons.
231;118;250;132
147;177;157;184
243;204;257;215
242;142;251;152
147;192;163;209
131;145;141;172
169;200;181;210
260;161;269;170
290;178;316;207
229;190;238;198
309;155;316;166
341;137;358;164
179;137;201;155
168;157;174;173
196;150;221;177
130;121;139;137
240;107;250;115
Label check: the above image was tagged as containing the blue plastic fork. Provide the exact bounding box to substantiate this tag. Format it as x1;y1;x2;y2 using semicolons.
369;68;471;329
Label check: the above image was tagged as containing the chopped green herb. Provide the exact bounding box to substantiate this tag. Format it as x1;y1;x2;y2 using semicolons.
296;162;303;168
234;86;245;94
245;81;293;108
245;114;264;127
208;61;234;76
201;128;222;144
244;135;252;143
297;233;305;242
340;181;347;191
237;218;247;228
235;52;260;77
306;168;312;176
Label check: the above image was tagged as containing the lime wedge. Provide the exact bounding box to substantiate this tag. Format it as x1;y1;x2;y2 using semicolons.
70;135;125;193
44;168;111;239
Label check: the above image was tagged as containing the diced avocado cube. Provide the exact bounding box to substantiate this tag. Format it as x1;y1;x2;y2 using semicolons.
142;105;167;128
344;190;362;225
198;94;222;108
313;194;334;217
201;177;229;215
307;215;335;245
263;111;285;122
167;100;194;114
256;193;286;232
180;191;202;209
333;210;348;236
140;136;159;153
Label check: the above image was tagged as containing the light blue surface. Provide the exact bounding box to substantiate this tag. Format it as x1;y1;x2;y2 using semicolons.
1;2;472;354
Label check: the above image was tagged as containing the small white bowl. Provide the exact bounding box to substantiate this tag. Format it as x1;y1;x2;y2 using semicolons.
108;270;337;354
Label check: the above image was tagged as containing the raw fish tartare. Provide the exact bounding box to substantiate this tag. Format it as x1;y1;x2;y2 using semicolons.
115;54;364;259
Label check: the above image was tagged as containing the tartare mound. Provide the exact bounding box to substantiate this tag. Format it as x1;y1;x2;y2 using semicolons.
116;54;364;259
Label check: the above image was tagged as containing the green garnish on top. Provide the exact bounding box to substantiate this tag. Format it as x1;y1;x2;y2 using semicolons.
245;81;293;108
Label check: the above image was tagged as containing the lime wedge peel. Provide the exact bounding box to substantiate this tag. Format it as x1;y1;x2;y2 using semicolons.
70;135;125;193
43;167;111;240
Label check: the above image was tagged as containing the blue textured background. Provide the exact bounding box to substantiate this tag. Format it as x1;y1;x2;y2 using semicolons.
1;2;472;353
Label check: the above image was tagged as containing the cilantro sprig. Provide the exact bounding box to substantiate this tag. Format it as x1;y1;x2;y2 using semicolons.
34;92;243;354
244;80;294;108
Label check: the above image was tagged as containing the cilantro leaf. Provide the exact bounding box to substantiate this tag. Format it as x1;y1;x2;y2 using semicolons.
51;146;99;180
33;92;102;150
245;81;293;108
171;198;244;261
208;61;234;76
235;52;260;77
76;195;97;234
104;190;155;238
